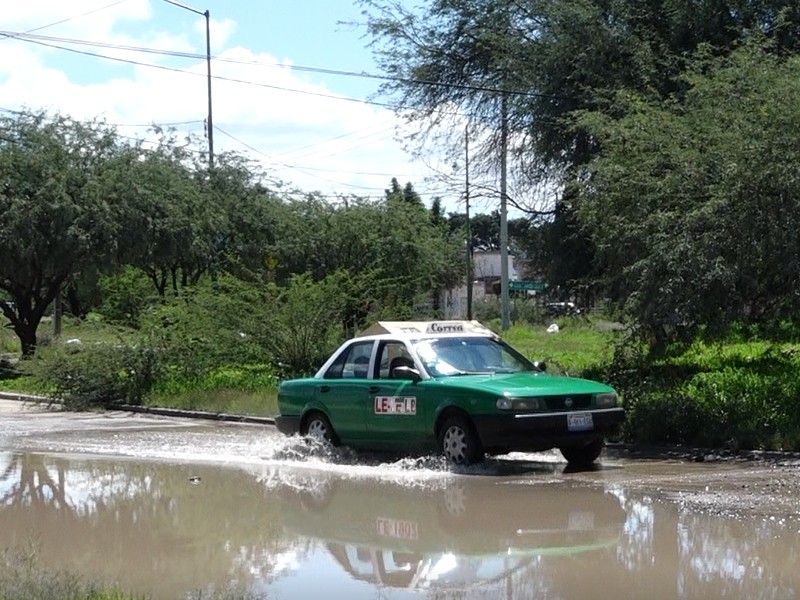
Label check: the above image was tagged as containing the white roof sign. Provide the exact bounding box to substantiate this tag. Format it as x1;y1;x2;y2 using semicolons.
357;320;495;337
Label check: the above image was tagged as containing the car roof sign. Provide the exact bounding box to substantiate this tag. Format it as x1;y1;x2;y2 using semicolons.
357;320;494;337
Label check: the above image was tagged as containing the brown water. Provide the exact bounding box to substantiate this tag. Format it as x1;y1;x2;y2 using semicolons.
1;411;799;599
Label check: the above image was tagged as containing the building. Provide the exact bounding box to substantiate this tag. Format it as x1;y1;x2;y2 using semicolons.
439;251;519;319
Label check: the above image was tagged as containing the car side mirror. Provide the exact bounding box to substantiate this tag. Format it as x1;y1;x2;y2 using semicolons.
534;361;547;372
393;365;421;382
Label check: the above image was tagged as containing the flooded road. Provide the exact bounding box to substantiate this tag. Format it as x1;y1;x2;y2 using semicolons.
1;401;800;599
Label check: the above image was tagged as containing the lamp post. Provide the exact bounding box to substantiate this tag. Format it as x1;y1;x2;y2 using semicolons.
163;0;214;168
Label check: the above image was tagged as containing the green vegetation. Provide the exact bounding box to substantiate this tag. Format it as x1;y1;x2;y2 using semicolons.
5;2;800;453
601;338;800;451
501;317;618;376
0;545;263;600
0;546;137;600
6;313;800;452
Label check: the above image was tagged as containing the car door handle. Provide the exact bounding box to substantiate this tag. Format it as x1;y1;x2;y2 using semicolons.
369;386;379;393
319;385;330;393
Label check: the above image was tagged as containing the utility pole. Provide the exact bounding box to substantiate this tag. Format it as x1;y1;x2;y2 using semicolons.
163;0;213;168
465;126;473;320
500;94;510;331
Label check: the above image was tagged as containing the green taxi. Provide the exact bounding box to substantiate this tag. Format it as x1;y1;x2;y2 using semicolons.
276;320;624;465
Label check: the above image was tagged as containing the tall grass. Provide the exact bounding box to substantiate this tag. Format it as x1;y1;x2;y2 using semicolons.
0;546;139;600
0;544;265;600
501;316;619;376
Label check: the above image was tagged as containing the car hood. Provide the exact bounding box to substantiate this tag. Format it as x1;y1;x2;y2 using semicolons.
432;371;614;396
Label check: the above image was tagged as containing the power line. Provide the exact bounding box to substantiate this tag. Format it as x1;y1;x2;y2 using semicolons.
0;1;128;39
0;30;404;111
0;29;563;100
0;28;497;200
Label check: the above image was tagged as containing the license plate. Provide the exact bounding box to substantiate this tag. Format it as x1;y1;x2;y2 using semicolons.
567;412;593;432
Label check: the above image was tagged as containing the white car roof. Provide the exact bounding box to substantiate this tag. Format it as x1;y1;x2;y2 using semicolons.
356;320;496;341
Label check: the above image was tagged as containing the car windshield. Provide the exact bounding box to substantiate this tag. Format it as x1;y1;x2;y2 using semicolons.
412;336;538;377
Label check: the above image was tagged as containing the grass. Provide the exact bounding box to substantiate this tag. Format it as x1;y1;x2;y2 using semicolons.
1;315;620;419
0;546;140;600
0;544;264;600
502;316;620;376
147;388;278;416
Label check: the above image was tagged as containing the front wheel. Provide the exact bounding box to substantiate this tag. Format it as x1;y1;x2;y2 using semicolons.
438;415;484;465
560;439;604;466
302;412;338;446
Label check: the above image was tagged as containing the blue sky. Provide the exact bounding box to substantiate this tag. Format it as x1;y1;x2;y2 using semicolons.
0;0;479;208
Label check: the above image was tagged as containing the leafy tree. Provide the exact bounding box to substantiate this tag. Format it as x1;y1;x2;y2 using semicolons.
577;43;800;348
206;153;284;282
268;187;463;333
106;130;221;297
0;111;122;355
97;266;157;329
385;177;424;205
361;0;800;308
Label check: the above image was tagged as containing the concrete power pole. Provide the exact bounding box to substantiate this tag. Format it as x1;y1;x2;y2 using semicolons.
500;95;510;331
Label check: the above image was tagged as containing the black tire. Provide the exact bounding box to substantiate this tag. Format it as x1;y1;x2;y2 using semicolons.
302;412;338;445
438;414;484;465
560;439;604;466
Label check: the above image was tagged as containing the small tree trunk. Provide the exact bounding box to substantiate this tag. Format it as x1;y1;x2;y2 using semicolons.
17;324;38;357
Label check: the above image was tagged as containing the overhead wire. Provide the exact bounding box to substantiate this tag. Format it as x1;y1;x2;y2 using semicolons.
0;1;128;39
0;23;525;200
1;29;563;100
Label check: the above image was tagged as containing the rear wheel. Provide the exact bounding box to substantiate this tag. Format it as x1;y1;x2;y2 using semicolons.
302;412;338;445
560;439;604;466
438;415;484;465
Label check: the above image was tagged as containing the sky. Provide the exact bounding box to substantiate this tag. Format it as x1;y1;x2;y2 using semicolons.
0;0;474;210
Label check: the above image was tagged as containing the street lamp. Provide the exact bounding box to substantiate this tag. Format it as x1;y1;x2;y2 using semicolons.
162;0;214;168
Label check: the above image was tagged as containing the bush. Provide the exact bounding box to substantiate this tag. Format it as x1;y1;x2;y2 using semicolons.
610;338;800;451
26;340;164;409
0;545;136;600
97;266;156;328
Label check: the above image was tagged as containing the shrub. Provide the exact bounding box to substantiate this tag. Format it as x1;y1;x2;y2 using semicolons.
97;266;156;328
0;545;137;600
26;340;164;409
613;338;800;450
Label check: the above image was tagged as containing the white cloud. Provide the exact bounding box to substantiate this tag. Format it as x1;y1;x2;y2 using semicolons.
0;2;461;205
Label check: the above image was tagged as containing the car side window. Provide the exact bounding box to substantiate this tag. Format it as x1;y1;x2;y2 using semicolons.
324;341;374;379
377;341;414;379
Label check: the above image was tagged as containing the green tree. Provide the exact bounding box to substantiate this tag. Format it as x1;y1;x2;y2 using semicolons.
0;111;122;355
268;188;463;333
361;0;800;309
107;130;219;297
206;153;283;282
577;43;800;348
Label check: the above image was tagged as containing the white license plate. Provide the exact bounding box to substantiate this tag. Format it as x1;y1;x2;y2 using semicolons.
567;412;594;432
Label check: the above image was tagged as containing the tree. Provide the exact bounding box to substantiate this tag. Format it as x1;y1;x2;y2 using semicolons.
267;186;463;334
577;43;800;347
0;111;122;355
361;0;800;305
107;131;221;297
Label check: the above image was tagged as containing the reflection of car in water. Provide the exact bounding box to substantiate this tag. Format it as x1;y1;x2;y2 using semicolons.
264;465;626;592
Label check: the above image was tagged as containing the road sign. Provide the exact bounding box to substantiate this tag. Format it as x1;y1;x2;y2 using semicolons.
509;280;546;292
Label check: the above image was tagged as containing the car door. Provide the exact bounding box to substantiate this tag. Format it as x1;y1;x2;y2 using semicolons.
317;340;375;441
365;340;433;448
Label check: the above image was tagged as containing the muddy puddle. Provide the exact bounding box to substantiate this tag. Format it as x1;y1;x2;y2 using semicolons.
1;411;799;599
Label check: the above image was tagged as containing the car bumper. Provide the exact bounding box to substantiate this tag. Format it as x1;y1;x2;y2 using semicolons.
275;415;301;436
472;407;625;453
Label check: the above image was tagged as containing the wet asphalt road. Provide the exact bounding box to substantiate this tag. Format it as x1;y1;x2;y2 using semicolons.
2;397;800;522
3;398;800;599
